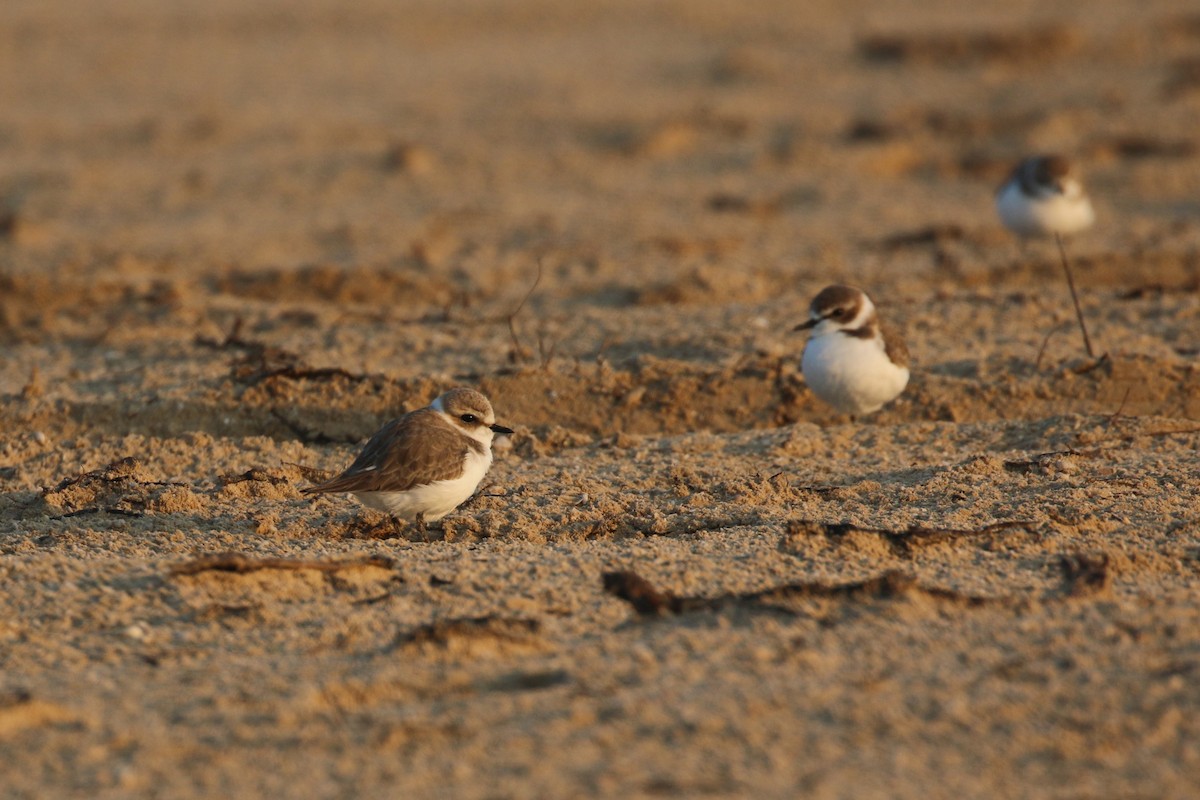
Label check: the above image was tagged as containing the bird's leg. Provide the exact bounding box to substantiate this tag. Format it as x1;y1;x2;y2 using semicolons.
1055;233;1097;360
413;511;428;541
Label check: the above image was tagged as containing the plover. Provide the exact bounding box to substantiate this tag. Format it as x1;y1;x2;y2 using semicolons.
995;154;1098;358
303;387;513;526
794;285;910;417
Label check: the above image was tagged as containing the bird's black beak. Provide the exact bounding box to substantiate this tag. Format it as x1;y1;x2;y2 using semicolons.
490;423;514;435
793;318;819;331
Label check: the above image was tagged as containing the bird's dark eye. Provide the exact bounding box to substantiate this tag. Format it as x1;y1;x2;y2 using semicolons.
460;413;478;424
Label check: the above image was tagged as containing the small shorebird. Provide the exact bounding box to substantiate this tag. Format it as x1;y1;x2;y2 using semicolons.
995;154;1098;358
303;387;512;527
794;284;910;417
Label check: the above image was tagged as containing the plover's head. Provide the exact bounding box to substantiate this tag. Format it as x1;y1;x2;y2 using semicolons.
793;285;875;335
1014;154;1085;200
431;388;513;444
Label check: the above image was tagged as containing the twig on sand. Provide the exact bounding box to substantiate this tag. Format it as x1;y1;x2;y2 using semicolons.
169;553;395;576
1034;323;1064;371
1055;232;1096;359
798;519;1034;557
52;506;146;520
601;569;997;618
194;316;257;351
1106;386;1133;427
536;329;559;370
506;258;544;363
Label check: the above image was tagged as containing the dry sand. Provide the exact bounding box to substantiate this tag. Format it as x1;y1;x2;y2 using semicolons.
2;0;1200;797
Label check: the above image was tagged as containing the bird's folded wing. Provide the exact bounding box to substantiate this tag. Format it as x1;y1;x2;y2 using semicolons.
304;413;469;494
881;324;910;368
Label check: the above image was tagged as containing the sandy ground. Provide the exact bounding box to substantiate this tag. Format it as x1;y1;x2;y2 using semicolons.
2;0;1200;797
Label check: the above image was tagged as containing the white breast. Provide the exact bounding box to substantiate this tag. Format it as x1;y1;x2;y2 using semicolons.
996;180;1095;237
802;332;909;416
354;447;493;521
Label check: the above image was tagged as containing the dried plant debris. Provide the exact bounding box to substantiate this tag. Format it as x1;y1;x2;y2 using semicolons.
280;462;332;485
196;317;383;387
216;466;310;502
42;456;192;516
612;511;764;540
394;616;544;656
479;669;572;694
787;519;1035;557
169;553;396;577
1002;449;1099;473
195;318;309;380
0;208;18;240
1163;57;1200;99
602;569;996;619
231;348;372;388
218;466;297;487
845;109;1045;143
876;224;968;250
242;363;376;388
193;316;262;353
45;456;154;491
703;189;817;218
859;25;1080;66
1059;552;1112;597
1087;135;1197;160
602;572;680;615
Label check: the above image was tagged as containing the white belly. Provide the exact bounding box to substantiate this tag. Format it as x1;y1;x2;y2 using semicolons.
353;448;492;521
996;181;1095;237
802;334;909;416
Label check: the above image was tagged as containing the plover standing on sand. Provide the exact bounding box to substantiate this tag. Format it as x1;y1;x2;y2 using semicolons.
996;154;1098;358
794;285;910;417
303;387;512;527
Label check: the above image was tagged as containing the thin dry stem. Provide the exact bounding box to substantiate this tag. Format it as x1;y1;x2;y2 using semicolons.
506;259;544;363
1055;233;1096;359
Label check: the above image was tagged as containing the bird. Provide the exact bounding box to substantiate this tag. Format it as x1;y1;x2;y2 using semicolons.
303;387;512;527
794;284;910;417
995;154;1095;238
995;154;1098;359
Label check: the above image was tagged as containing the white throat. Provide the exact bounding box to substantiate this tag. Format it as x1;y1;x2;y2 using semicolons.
1058;177;1085;200
843;298;875;330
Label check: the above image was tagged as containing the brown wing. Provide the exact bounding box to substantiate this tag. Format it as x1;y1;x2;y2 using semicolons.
303;410;473;495
880;323;910;368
